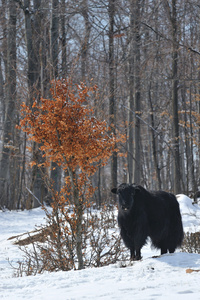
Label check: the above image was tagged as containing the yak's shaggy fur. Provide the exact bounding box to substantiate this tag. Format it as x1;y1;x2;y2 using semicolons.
111;183;184;260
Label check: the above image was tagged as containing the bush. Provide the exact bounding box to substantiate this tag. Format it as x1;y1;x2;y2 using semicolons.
18;79;124;269
181;231;200;254
12;206;129;276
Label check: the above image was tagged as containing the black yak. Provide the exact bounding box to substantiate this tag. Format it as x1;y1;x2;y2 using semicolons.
111;183;184;260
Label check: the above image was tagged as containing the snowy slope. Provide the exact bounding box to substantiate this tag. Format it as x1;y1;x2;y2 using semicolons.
0;195;200;300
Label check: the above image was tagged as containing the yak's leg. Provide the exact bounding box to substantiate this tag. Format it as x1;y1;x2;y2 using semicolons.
135;248;142;260
168;247;175;254
130;248;141;261
161;247;167;255
130;249;136;260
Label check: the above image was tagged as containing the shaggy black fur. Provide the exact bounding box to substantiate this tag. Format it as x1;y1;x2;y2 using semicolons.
111;183;184;260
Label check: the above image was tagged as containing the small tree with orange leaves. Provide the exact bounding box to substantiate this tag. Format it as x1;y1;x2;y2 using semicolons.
19;79;120;270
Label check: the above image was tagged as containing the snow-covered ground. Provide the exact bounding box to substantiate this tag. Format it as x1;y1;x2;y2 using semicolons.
1;194;200;299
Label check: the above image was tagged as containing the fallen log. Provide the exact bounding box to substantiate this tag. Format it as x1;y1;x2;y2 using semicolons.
186;268;200;274
8;225;56;246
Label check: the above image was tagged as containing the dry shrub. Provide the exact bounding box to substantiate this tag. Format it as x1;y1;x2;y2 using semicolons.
84;208;127;267
181;231;200;254
12;206;128;276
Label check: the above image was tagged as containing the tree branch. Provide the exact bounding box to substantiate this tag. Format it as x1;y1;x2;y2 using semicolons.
142;21;200;56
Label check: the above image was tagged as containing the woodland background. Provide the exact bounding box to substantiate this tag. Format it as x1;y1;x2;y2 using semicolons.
1;0;200;210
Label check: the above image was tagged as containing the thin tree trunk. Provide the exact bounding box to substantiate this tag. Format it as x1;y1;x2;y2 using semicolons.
61;0;67;77
0;55;4;154
68;168;83;270
81;0;91;81
148;87;162;189
128;1;134;184
22;0;47;208
0;0;18;209
163;0;181;193
25;0;37;209
108;0;117;188
50;0;61;197
51;0;59;79
130;0;141;184
171;0;181;194
181;86;189;194
24;0;39;103
1;0;7;125
189;86;197;193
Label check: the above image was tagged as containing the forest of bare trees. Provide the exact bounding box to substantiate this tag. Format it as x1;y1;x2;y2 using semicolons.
1;0;200;210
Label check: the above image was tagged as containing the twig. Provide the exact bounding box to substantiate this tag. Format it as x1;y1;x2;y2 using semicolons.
123;105;172;151
26;187;43;206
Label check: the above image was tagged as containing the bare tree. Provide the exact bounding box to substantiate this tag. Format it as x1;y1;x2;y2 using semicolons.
127;0;134;184
80;0;91;81
50;0;61;197
61;0;67;76
128;0;141;184
51;0;59;79
163;0;181;194
0;0;18;209
108;0;118;188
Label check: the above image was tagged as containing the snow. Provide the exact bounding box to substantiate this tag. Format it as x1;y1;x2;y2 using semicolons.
1;194;200;299
177;194;200;232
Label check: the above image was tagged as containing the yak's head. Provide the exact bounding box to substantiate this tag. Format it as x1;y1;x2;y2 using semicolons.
111;183;140;212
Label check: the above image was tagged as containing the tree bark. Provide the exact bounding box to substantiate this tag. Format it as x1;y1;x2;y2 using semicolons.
128;1;134;184
51;0;59;79
0;0;18;209
108;0;117;188
189;86;197;193
22;0;47;208
24;0;41;102
68;168;83;270
148;87;162;189
81;0;91;81
129;0;141;184
170;0;181;194
0;55;4;154
50;0;61;198
61;0;67;77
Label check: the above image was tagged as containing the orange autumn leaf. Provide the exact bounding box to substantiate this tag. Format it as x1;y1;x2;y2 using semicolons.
29;161;37;168
18;78;124;204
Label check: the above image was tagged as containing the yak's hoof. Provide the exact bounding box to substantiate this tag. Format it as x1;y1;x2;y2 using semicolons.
131;256;142;261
